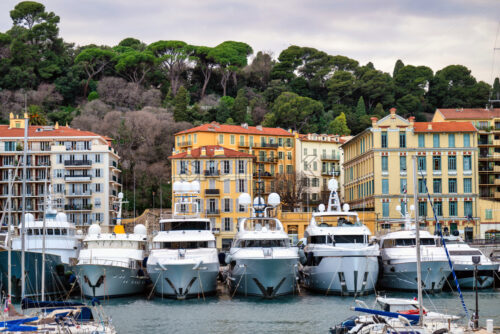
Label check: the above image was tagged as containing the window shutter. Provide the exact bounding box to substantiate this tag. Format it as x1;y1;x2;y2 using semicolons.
229;198;233;212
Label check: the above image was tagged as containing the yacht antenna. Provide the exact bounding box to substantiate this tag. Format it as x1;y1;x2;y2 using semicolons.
20;110;28;300
256;164;265;217
41;169;49;301
412;156;424;326
7;170;12;301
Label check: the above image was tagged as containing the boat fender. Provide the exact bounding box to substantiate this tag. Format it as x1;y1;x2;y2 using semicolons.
298;249;307;265
225;255;232;265
432;328;448;334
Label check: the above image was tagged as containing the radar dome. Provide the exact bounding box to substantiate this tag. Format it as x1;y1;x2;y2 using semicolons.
173;181;182;193
191;181;200;193
118;192;124;199
253;196;266;209
238;193;252;206
88;224;101;235
133;224;147;235
25;213;35;224
55;212;67;223
342;203;350;212
318;204;326;212
267;193;281;207
328;179;338;191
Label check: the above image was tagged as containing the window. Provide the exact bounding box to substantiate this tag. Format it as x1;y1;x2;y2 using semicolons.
193;161;200;174
224;180;230;193
223;218;232;232
313;161;317;171
448;156;456;171
448;178;457;193
418;134;425;148
240;135;246;146
95;154;101;163
230;135;235;145
418;179;427;193
448;134;455;148
464;201;473;217
433;156;441;171
94;168;102;178
194;134;197;144
464;178;472;193
95;183;102;193
418;201;427;217
180;161;187;174
223;160;230;174
286;165;293;174
312;178;319;187
433;134;440;148
449;201;457;216
313;148;317;156
381;156;388;172
463;155;471;171
94;198;101;209
278;152;284;160
304;148;308;156
486;209;493;220
433;178;441;193
400;179;407;193
381;131;387;148
223;198;231;212
382;179;389;194
434;201;443;216
400;156;406;172
418;156;426;171
287;152;292;160
238;160;245;174
382;202;390;217
463;134;470;147
278;138;283;147
286;138;292;147
399;132;406;148
4;141;15;151
218;134;224;144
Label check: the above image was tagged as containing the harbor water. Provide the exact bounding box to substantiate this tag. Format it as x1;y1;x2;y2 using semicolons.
96;289;500;333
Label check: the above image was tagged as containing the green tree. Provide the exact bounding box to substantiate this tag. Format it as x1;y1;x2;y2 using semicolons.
147;40;192;95
173;86;190;122
118;37;145;50
492;77;500;101
216;96;235;123
114;49;155;84
355;96;366;116
328;112;350;135
372;102;386;119
74;47;114;96
326;70;356;106
394;65;433;99
393;59;404;77
232;88;248;124
357;68;394;109
208;41;253;96
28;104;47;125
396;94;420;116
191;46;216;98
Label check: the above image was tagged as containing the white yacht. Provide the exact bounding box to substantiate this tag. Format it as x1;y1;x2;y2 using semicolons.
443;235;499;289
76;193;148;298
378;203;451;292
225;192;299;298
301;179;379;295
147;181;219;299
0;194;81;298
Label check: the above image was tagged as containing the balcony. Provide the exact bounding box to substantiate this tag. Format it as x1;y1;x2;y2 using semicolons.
253;171;274;178
321;169;340;176
321;153;341;161
66;191;92;197
64;160;92;167
258;157;278;163
238;142;279;149
204;170;220;177
178;141;192;147
206;209;220;216
65;204;92;211
64;175;92;182
205;189;220;196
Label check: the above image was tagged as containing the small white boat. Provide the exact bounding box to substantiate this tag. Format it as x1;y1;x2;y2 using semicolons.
225;192;299;298
301;179;379;295
147;181;219;299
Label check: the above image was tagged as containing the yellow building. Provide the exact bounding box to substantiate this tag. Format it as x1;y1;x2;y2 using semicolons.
174;122;296;199
169;145;254;249
341;108;480;239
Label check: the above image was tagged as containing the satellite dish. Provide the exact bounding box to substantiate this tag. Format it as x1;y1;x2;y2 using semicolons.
328;179;338;191
410;204;415;211
342;203;350;212
238;193;252;206
253;196;266;209
267;193;281;207
318;204;326;212
173;181;182;193
191;181;200;193
118;192;124;199
396;205;401;212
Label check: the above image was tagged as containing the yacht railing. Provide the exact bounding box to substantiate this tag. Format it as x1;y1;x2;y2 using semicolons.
78;258;136;269
241;217;283;232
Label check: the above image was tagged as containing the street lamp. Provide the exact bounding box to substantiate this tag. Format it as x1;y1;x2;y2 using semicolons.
472;255;481;329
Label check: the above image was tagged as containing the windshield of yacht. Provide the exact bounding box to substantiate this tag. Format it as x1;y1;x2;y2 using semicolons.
449;250;482;256
383;238;436;247
314;215;360;227
242;218;281;231
308;235;366;244
234;239;289;248
157;241;215;249
160;220;210;231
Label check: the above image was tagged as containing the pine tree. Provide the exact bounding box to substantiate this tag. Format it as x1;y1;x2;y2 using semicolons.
232;88;248;124
329;112;350;135
173;86;190;122
393;59;404;77
355;96;366;116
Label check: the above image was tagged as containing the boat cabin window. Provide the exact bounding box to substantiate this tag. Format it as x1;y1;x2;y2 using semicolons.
386;238;436;247
308;236;333;244
314;216;360;227
47;229;53;235
308;235;366;244
449;250;482;256
160;221;210;231
157;241;215;249
243;218;280;231
27;229;32;235
235;239;288;247
54;229;61;235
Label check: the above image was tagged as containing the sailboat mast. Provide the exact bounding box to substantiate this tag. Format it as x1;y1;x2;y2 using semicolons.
412;156;424;325
7;170;12;299
41;172;48;301
20;112;28;300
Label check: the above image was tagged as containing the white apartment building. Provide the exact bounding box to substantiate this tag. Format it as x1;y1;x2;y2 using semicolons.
0;113;121;228
295;133;347;211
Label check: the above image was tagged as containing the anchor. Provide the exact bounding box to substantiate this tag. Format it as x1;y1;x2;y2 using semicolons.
252;277;286;298
84;275;105;297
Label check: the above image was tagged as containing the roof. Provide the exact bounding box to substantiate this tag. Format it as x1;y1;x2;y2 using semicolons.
169;145;255;159
413;122;476;133
176;122;294;136
0;125;106;139
436;108;500;120
298;133;347;144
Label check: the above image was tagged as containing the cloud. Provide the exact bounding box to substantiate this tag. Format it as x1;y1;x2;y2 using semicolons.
0;0;498;82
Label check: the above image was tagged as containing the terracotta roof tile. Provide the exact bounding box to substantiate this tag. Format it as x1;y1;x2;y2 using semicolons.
436;108;500;120
0;125;106;139
169;145;255;159
297;133;345;143
176;122;294;136
413;122;476;133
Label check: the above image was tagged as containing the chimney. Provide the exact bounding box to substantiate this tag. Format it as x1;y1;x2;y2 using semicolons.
408;116;415;127
427;123;433;130
390;107;397;119
370;117;378;127
256;125;263;131
55;121;59;130
308;133;312;140
241;123;248;129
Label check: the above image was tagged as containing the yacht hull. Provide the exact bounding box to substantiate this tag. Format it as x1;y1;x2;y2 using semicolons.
228;258;298;298
76;264;147;298
302;255;379;295
147;262;219;299
451;265;498;289
0;250;69;299
379;260;451;292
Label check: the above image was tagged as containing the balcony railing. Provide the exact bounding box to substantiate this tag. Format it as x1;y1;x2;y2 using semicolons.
321;153;341;160
258;157;278;163
64;175;92;182
179;141;192;147
204;170;220;177
205;189;220;196
64;160;92;167
65;204;92;211
206;209;220;216
321;169;340;176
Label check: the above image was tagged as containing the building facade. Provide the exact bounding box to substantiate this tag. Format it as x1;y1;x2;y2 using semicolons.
169;145;254;249
295;133;345;211
342;108;480;239
0;113;121;228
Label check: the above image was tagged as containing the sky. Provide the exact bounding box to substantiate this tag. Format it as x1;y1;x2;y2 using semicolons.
0;0;499;83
